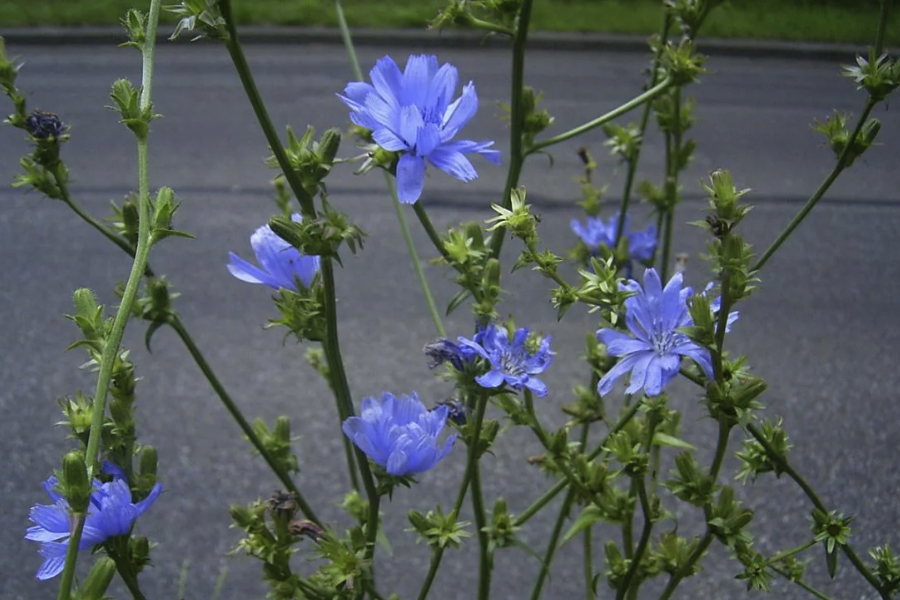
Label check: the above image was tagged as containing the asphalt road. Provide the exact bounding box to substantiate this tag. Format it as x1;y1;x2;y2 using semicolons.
1;38;899;600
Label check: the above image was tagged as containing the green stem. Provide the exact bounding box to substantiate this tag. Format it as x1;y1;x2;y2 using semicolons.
468;394;492;600
658;533;713;600
527;78;673;155
109;546;148;600
763;539;818;567
488;0;534;261
513;399;643;527
57;4;161;598
334;0;445;337
614;12;672;247
659;419;731;600
416;547;445;600
745;423;886;597
616;479;653;600
583;525;594;600
168;317;320;522
752;98;875;273
319;259;379;510
770;566;842;600
529;423;590;600
220;0;315;218
659;210;674;284
416;442;474;600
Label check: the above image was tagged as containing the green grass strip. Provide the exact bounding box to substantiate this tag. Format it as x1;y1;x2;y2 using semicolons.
1;0;897;45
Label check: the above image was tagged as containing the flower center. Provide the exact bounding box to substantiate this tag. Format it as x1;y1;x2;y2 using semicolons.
649;328;679;356
499;350;525;376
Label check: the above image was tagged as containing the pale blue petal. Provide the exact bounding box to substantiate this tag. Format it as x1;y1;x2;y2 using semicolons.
525;377;548;397
426;147;477;182
624;352;656;395
396;153;426;204
598;352;645;396
441;81;478;138
399;105;425;150
476;369;506;389
36;542;68;580
401;54;438;108
373;127;409;152
227;252;281;289
370;56;403;111
416;123;442;157
425;62;458;116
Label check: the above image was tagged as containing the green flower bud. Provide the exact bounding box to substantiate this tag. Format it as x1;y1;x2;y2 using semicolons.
316;128;342;167
138;445;158;490
62;451;92;513
79;557;117;600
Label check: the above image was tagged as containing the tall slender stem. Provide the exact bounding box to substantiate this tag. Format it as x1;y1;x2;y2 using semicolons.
529;423;590;600
168;317;320;521
526;78;673;155
334;0;445;337
220;0;315;219
488;0;534;261
752;99;875;273
467;394;492;600
57;2;161;598
874;0;893;56
583;524;594;600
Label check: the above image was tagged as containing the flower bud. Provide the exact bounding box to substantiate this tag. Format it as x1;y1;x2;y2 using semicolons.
62;451;92;513
274;416;291;444
79;557;117;600
131;536;151;570
316;128;342;167
138;445;158;490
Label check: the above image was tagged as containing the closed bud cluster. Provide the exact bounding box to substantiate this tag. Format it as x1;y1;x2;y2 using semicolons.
167;0;228;41
665;0;724;38
120;9;148;51
270;201;366;262
735;552;775;592
0;38;26;124
659;39;707;86
665;452;716;506
485;498;519;549
705;359;766;424
130;536;152;572
653;531;703;577
843;51;900;103
429;0;476;30
271;285;327;343
150;187;193;245
108;79;156;140
267;126;341;198
406;507;471;549
604;431;648;477
870;545;900;593
486;187;537;243
57;391;94;444
252;416;300;474
602;123;642;164
813;110;880;168
700;170;752;233
604;541;629;589
520;87;554;147
708;487;754;550
736;419;789;483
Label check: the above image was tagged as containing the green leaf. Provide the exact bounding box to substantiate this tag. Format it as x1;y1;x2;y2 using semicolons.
561;506;605;545
652;432;696;450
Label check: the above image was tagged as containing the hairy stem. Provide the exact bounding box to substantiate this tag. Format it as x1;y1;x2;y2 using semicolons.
468;394;492;600
58;2;162;598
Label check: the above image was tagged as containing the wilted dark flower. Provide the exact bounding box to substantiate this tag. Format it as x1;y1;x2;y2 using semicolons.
25;110;68;140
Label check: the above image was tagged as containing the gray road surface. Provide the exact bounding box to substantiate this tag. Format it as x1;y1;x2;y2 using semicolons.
0;39;898;600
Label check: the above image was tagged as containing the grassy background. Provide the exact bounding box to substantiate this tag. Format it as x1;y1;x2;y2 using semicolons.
0;0;897;45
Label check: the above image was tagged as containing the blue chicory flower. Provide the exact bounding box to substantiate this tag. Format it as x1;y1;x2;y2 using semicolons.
227;213;320;292
423;337;479;371
570;213;657;263
459;324;554;397
339;54;501;204
342;392;457;476
597;268;714;397
26;475;162;580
